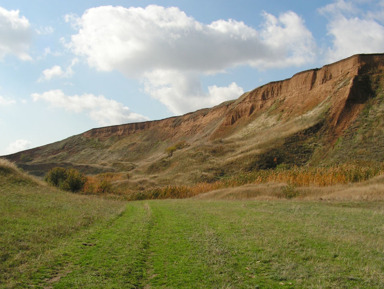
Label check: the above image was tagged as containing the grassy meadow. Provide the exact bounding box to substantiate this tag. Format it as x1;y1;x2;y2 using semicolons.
2;159;384;288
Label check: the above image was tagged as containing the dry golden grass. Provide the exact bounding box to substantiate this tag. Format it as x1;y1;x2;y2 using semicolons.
301;175;384;201
125;164;384;201
193;183;286;200
195;175;384;201
82;172;129;195
0;158;19;171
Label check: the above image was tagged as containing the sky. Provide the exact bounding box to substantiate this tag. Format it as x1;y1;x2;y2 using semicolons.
0;0;383;155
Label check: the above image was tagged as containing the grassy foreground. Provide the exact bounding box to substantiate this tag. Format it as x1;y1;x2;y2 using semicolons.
2;159;384;288
0;162;126;288
2;182;384;288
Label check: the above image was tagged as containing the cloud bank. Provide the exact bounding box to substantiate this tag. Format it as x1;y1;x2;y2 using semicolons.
67;5;316;114
32;90;148;126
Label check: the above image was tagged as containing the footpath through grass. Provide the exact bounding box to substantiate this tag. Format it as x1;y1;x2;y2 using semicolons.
3;183;384;289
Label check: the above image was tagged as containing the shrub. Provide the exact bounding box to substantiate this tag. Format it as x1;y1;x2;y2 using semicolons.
165;146;177;157
165;141;189;157
45;167;67;187
45;167;86;192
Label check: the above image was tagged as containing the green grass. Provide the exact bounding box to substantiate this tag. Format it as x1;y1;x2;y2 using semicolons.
2;160;384;288
3;184;384;288
0;174;126;288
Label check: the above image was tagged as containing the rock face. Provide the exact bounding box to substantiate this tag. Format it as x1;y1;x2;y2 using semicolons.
6;54;384;183
82;54;383;142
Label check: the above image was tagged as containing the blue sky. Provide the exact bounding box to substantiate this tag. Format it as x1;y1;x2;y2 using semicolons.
0;0;383;155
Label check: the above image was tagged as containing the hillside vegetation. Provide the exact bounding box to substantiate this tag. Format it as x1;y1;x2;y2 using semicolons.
4;54;384;197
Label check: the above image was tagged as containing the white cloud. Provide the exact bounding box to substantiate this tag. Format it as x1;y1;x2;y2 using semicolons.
0;6;32;61
0;95;16;106
319;0;357;16
68;6;315;74
65;58;79;77
31;89;148;126
39;65;64;82
208;82;244;102
38;59;78;82
320;0;384;61
6;139;32;154
143;70;244;114
42;47;62;57
64;13;80;29
67;5;315;114
258;11;317;68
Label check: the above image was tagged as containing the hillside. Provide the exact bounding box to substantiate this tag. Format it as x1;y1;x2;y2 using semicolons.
5;53;384;190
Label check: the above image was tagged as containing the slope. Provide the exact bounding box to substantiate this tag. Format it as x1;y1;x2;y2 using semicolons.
5;54;384;190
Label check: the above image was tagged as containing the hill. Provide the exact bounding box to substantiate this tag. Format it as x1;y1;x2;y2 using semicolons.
4;53;384;191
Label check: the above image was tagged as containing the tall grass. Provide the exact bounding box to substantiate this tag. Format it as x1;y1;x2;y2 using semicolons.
129;164;384;200
224;164;383;187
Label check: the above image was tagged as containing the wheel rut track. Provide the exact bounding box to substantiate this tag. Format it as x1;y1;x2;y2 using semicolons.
132;202;155;289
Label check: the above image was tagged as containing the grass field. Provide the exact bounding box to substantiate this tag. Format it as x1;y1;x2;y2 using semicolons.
2;191;384;288
2;160;384;288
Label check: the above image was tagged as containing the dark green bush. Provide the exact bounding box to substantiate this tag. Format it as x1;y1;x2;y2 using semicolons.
45;167;67;187
45;167;86;192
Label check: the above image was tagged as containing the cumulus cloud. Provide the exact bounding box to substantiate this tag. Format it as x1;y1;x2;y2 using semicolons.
38;59;78;82
143;70;243;114
6;139;32;154
39;65;64;81
320;0;384;61
0;6;32;60
66;5;315;114
258;11;316;68
32;89;148;126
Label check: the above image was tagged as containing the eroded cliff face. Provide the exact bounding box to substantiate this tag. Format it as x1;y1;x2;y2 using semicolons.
83;102;232;142
216;54;383;138
81;54;384;144
6;54;384;179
